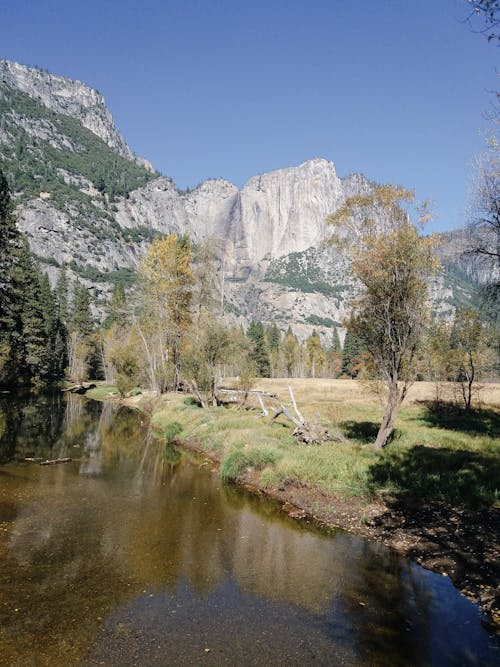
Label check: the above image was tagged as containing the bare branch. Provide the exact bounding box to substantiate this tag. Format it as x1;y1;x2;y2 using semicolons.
288;385;305;424
257;393;269;417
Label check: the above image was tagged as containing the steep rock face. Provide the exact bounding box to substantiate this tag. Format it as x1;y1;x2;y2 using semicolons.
115;176;239;242
237;158;344;263
114;158;360;275
0;59;480;342
0;59;151;169
17;198;146;283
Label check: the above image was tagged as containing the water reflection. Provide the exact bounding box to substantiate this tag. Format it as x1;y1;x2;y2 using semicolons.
0;395;498;666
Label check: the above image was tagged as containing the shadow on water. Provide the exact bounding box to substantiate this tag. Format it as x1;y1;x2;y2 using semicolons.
367;444;500;629
416;401;500;438
0;394;499;666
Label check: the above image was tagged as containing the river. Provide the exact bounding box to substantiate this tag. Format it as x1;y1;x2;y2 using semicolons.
0;392;498;666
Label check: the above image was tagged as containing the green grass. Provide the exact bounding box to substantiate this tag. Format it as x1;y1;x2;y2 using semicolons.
151;388;500;508
220;447;281;480
85;383;120;399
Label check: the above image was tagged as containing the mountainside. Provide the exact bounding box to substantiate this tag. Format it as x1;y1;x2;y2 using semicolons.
0;60;480;343
0;60;152;169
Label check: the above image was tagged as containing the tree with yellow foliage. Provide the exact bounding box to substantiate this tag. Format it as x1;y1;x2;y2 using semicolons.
328;185;439;449
138;234;194;392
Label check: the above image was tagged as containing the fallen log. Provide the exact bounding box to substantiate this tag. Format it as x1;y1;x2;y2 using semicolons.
271;406;302;428
264;386;330;444
217;388;278;398
39;457;72;466
292;422;330;445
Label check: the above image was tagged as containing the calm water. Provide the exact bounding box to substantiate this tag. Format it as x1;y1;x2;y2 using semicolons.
0;393;498;666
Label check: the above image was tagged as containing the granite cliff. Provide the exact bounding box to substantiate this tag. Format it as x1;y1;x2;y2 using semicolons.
0;60;479;343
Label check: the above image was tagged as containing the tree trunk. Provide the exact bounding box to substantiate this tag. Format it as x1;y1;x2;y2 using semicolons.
172;339;181;391
373;380;400;450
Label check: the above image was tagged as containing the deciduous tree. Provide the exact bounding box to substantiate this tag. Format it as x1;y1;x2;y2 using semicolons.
306;330;325;378
465;136;500;324
328;185;438;449
138;234;194;391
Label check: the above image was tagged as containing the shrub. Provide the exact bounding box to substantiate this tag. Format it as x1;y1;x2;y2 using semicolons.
220;447;280;480
164;420;183;444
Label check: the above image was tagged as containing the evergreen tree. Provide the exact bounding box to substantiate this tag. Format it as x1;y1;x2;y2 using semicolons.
266;323;281;377
282;326;299;377
40;273;67;383
341;330;362;377
266;323;281;351
55;265;69;326
0;170;21;384
70;283;94;336
330;327;341;352
14;242;50;386
40;273;57;336
104;284;128;328
247;321;271;377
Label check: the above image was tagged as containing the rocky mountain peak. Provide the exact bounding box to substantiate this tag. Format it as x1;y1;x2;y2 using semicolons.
0;60;479;343
0;59;152;170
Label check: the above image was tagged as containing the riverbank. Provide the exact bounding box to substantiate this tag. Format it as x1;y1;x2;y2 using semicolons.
87;379;500;631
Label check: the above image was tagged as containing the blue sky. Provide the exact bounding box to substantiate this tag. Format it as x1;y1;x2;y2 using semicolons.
0;0;498;232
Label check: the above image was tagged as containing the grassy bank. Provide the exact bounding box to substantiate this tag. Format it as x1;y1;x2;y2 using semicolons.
150;379;500;509
86;378;500;627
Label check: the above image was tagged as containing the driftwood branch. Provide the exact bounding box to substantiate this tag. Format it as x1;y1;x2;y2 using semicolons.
40;457;71;466
271;406;302;428
288;385;305;423
266;386;333;445
257;393;269;417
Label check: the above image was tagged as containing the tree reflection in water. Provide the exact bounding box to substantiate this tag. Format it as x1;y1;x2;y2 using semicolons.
0;394;498;667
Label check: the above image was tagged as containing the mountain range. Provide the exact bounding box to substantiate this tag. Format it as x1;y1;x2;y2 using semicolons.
0;59;478;344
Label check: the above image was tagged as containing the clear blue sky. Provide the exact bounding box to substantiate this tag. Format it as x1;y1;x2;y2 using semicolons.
1;0;498;232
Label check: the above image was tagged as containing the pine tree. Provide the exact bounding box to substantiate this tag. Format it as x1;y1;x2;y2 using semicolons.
265;323;281;376
282;326;299;377
341;330;362;377
40;272;67;383
70;283;94;336
104;284;128;328
14;242;50;386
55;265;69;326
0;170;21;384
40;273;57;336
266;323;281;351
330;327;341;352
247;321;271;377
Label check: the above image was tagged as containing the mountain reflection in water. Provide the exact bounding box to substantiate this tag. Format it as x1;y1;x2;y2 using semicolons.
0;393;498;666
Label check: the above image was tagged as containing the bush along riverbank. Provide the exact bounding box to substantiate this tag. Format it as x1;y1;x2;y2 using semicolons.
86;379;500;631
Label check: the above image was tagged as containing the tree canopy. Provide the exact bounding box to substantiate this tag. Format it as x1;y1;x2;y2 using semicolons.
328;185;439;448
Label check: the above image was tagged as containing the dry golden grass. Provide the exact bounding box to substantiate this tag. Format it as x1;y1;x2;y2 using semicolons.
250;378;500;410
